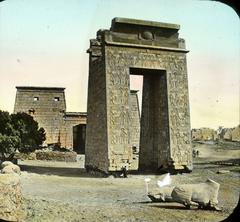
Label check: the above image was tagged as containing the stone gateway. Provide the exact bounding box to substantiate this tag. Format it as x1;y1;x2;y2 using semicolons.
85;18;192;173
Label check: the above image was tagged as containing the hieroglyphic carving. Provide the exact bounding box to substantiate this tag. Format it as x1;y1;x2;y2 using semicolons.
106;47;192;170
110;89;129;106
86;19;191;172
110;128;129;145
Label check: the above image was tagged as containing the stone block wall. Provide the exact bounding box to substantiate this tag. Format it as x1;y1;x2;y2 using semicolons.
105;46;192;171
129;90;140;170
60;112;87;149
85;45;109;172
14;87;66;145
14;87;87;150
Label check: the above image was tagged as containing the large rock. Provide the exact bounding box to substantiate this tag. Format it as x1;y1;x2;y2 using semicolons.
0;173;25;221
171;178;220;210
148;186;174;202
1;164;21;175
148;178;221;210
1;161;14;168
1;161;21;175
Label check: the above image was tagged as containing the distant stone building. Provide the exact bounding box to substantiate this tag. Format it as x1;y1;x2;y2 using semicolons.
219;126;240;142
222;128;233;141
191;128;217;141
191;126;240;143
231;125;240;142
14;86;87;153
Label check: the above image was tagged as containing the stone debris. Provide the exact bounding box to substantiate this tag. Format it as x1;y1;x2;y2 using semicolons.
148;178;221;211
148;186;175;202
0;162;25;221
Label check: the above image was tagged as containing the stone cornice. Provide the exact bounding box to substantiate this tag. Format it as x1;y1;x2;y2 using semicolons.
105;40;189;53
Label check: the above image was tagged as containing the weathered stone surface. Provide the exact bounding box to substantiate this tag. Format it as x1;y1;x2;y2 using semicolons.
129;90;140;170
14;86;87;150
171;179;220;209
86;17;192;173
0;170;25;221
1;164;21;175
148;179;220;210
148;186;175;202
1;160;14;168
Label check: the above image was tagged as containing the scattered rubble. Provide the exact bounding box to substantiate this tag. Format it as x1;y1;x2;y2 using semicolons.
148;178;221;211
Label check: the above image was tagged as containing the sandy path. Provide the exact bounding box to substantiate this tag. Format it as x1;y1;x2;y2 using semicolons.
19;142;240;222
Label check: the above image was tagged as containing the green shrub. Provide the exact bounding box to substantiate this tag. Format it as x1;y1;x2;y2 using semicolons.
0;110;46;162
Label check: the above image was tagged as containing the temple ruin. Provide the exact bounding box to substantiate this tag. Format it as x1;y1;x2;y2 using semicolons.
14;86;87;153
85;18;192;173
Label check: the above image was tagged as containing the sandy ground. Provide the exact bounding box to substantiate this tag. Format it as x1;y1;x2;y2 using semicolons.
18;141;240;222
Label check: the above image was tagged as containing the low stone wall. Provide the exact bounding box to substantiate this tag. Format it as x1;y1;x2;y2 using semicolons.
14;152;37;160
35;151;77;162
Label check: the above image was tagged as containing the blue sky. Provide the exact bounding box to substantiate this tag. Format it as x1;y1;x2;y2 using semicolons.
0;0;239;129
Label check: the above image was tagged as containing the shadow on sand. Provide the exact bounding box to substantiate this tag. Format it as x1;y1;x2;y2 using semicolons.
19;164;105;178
134;201;193;210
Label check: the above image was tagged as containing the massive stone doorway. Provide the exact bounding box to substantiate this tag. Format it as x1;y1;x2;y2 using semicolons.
130;68;170;171
85;18;192;173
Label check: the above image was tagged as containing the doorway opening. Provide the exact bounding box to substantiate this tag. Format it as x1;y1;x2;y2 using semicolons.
73;124;86;154
130;67;170;171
